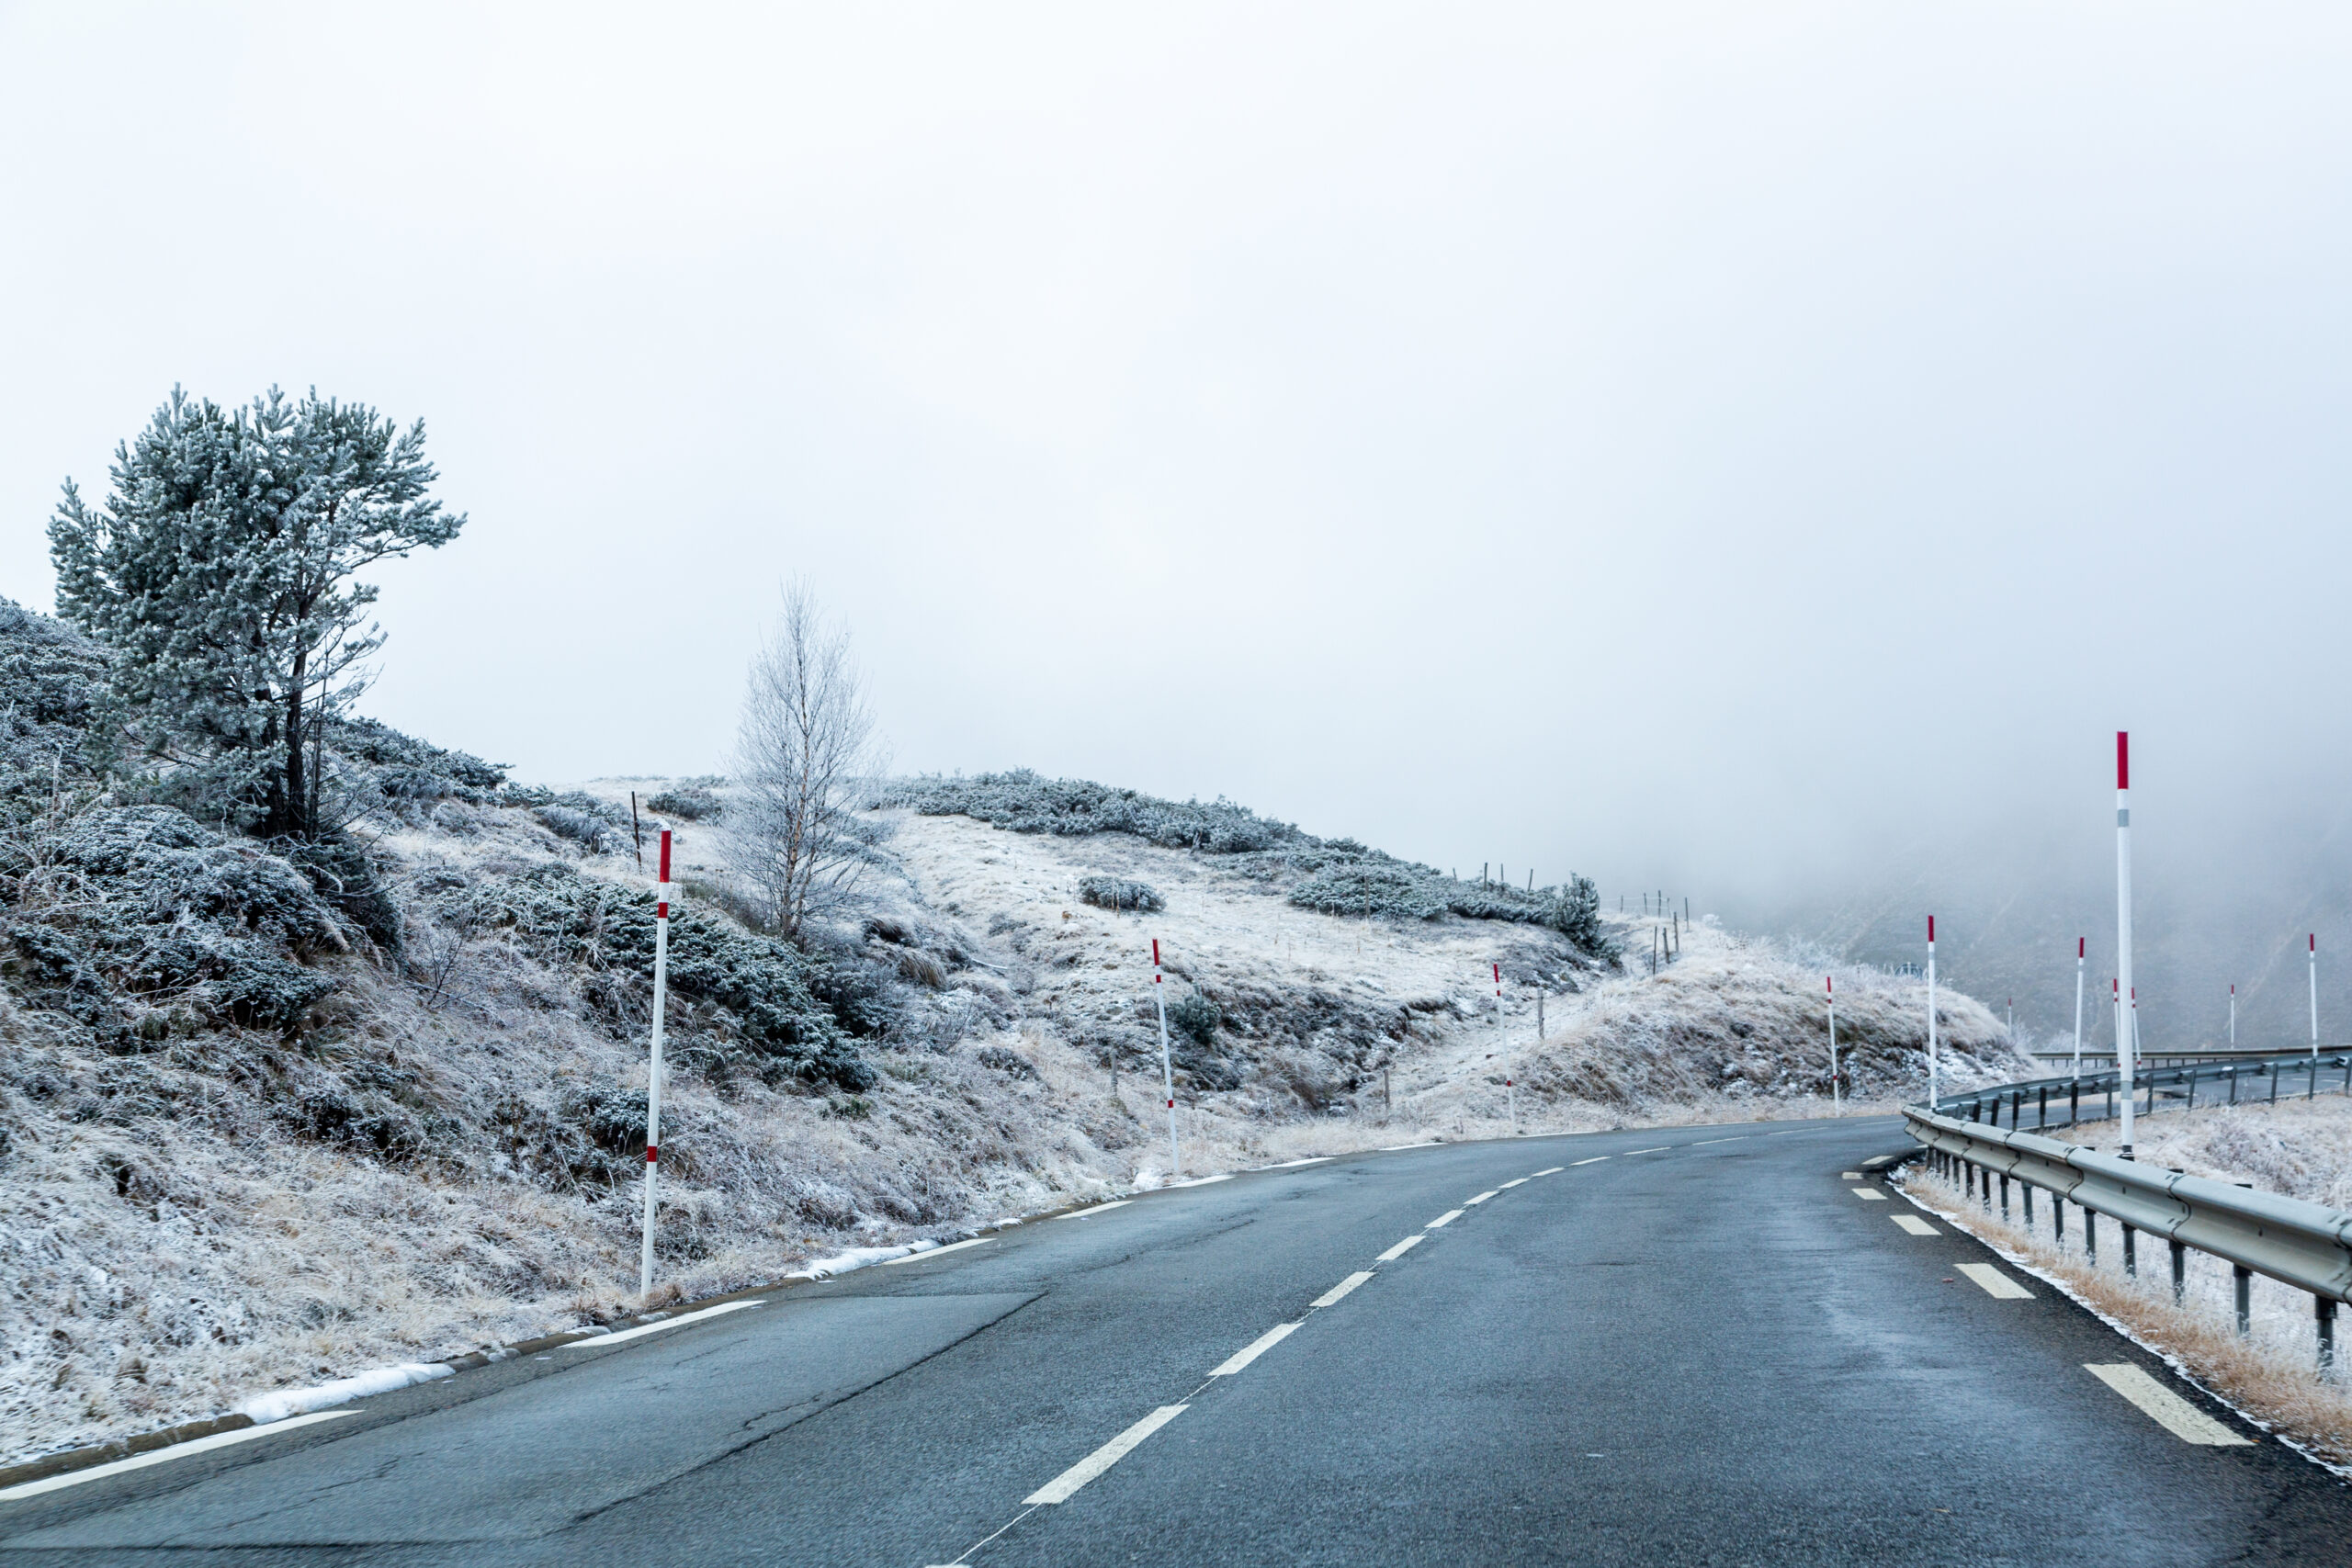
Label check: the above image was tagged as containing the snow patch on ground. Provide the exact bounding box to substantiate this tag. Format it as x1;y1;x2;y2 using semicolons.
237;1363;454;1425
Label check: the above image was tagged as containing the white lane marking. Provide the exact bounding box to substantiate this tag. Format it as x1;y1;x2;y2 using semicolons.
1626;1146;1670;1155
1956;1264;2034;1300
1426;1209;1465;1229
1023;1404;1191;1503
1498;1178;1529;1190
1464;1190;1499;1205
1311;1271;1375;1308
563;1300;762;1348
2085;1364;2254;1446
1376;1235;1424;1262
1569;1157;1608;1167
1380;1141;1441;1151
882;1236;993;1265
0;1412;358;1502
1209;1322;1301;1376
1532;1166;1566;1175
1261;1157;1331;1169
1056;1201;1132;1221
1168;1173;1234;1189
1890;1214;1939;1236
1841;1171;1864;1179
1849;1188;1887;1201
1691;1137;1747;1145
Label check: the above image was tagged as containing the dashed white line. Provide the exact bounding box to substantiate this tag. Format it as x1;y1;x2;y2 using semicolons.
1956;1264;2033;1300
1311;1271;1375;1308
1890;1214;1938;1236
1849;1188;1886;1201
2085;1364;2254;1446
1691;1136;1747;1145
1532;1166;1566;1176
1023;1404;1191;1504
1376;1235;1424;1262
1498;1178;1529;1190
1464;1190;1499;1205
1626;1146;1670;1155
1209;1322;1300;1376
563;1300;762;1348
1426;1209;1465;1229
1055;1201;1132;1221
0;1412;358;1502
882;1236;994;1264
1569;1157;1608;1167
1840;1170;1863;1179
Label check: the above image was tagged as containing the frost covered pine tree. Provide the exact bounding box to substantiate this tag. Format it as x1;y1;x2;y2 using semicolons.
729;584;884;940
48;388;465;837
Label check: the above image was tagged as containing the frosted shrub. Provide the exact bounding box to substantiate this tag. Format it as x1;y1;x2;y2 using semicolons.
1168;989;1221;1047
646;783;722;821
1078;874;1164;913
876;771;1304;853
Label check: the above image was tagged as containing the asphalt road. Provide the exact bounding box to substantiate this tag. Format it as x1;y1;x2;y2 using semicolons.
6;1115;2349;1566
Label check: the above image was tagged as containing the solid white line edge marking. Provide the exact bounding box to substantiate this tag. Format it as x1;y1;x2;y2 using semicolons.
2085;1363;2253;1445
1890;1214;1939;1236
1376;1235;1424;1262
1311;1271;1375;1308
1956;1263;2034;1300
1055;1200;1133;1221
563;1300;761;1348
881;1236;993;1264
1262;1156;1332;1169
1209;1322;1301;1376
1023;1404;1190;1504
0;1412;358;1502
1426;1209;1465;1229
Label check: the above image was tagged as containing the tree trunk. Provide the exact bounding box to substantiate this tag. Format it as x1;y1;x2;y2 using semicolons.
282;647;308;838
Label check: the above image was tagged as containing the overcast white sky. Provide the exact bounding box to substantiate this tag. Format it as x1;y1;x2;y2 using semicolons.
6;3;2352;1030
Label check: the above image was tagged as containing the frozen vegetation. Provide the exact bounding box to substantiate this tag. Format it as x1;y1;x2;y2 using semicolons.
0;608;2025;1465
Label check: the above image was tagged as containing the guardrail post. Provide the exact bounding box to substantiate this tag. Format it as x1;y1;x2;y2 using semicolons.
2169;1239;2186;1303
2269;1066;2279;1106
2038;1085;2049;1127
2319;1298;2338;1374
2053;1191;2065;1245
2185;1073;2196;1112
1998;1172;2009;1219
2228;1068;2238;1106
2085;1209;2097;1264
2233;1265;2252;1335
2023;1182;2035;1225
2122;1224;2136;1278
2069;1081;2080;1124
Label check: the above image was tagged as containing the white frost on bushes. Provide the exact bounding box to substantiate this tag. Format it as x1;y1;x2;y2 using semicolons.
238;1362;454;1425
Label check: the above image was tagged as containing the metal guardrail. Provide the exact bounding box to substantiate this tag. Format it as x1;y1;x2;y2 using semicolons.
1929;1047;2352;1134
1902;1090;2352;1368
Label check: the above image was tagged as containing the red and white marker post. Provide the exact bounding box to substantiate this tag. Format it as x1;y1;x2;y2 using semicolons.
1826;975;1838;1111
1494;963;1516;1132
2310;935;2320;1062
639;830;673;1300
1153;940;1180;1181
2116;732;2137;1160
2072;939;2086;1078
1926;917;1939;1108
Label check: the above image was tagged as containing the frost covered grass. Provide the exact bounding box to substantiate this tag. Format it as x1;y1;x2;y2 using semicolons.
1901;1106;2352;1471
4;763;2024;1471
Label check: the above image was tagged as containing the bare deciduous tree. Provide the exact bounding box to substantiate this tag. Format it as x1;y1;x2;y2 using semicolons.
728;585;883;940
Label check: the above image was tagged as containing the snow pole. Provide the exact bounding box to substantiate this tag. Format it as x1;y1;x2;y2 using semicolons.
2229;983;2236;1047
1494;962;1515;1132
1154;939;1180;1180
2072;938;2086;1078
2115;731;2136;1161
638;829;673;1301
1826;975;1838;1111
2310;934;2320;1061
1926;916;1939;1109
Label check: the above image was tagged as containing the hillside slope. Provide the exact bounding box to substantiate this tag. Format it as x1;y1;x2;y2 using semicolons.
0;617;2020;1463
